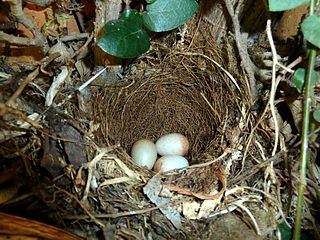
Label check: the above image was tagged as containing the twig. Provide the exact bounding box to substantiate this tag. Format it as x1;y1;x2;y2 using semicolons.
242;186;290;227
0;103;42;129
266;20;279;156
0;31;44;47
173;51;241;91
77;66;106;92
6;68;40;106
56;63;106;108
189;150;230;168
200;92;222;122
233;202;261;235
0;72;11;79
54;185;105;228
294;126;320;148
60;33;90;42
282;57;302;74
5;52;60;107
229;151;284;186
81;145;119;203
62;204;172;220
3;0;48;51
165;183;225;200
71;0;86;32
70;32;93;59
224;0;256;102
242;20;292;167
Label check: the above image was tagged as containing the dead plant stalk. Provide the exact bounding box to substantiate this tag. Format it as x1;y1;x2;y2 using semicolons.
242;20;294;168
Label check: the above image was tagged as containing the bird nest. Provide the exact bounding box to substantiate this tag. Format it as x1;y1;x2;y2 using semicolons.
79;21;269;239
92;44;243;162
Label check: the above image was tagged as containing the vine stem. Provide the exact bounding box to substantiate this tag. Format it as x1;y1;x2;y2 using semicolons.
293;1;317;239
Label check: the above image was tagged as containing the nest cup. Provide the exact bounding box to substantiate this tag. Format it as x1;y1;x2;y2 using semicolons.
93;43;242;164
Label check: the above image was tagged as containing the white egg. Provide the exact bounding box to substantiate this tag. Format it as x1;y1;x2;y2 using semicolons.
153;155;189;173
155;133;189;156
131;139;158;169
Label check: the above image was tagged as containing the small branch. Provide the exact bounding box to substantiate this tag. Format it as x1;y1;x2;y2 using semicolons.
54;185;105;229
5;52;60;107
60;33;90;42
70;0;86;32
70;32;93;59
233;202;261;235
77;66;106;92
229;151;284;186
266;20;279;156
224;0;257;102
0;31;44;47
0;103;42;129
0;72;11;79
2;0;48;51
6;68;40;106
189;150;230;168
241;20;294;167
81;145;119;203
62;204;173;220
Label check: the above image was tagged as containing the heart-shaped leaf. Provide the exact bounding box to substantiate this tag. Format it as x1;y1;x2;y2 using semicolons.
268;0;309;11
301;15;320;48
98;19;150;58
293;68;305;93
278;223;292;240
121;9;143;27
293;68;320;93
143;0;198;32
313;109;320;122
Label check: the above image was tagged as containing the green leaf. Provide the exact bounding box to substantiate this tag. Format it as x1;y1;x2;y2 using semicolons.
121;9;143;27
301;15;320;48
143;0;198;32
313;109;320;122
293;68;305;93
292;68;320;93
98;19;150;58
268;0;309;11
278;223;292;240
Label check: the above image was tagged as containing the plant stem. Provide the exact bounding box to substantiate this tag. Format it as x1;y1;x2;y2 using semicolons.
293;48;316;240
293;17;317;240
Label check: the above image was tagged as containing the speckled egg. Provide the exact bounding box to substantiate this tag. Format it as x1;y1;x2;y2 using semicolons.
155;133;189;156
131;139;158;169
153;155;189;173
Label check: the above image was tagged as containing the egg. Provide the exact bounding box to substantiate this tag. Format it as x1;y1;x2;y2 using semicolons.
155;133;189;156
131;139;158;169
153;155;189;173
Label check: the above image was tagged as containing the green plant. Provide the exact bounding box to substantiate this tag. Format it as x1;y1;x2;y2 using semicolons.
98;0;198;58
269;0;320;239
